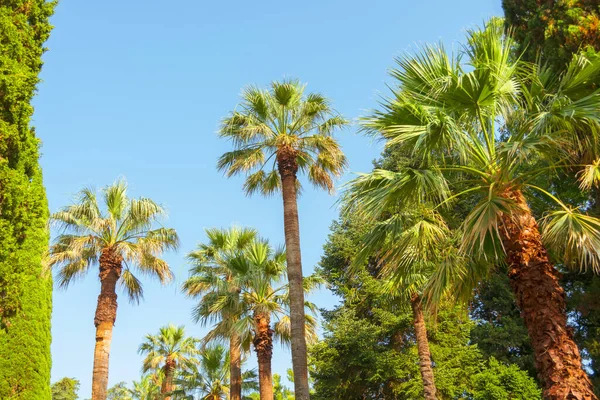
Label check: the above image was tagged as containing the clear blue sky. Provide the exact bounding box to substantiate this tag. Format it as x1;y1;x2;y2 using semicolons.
36;0;503;397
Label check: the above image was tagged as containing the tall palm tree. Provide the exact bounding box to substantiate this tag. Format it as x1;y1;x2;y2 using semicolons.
182;227;259;400
347;19;600;399
47;180;179;400
139;324;199;400
347;206;455;400
217;79;348;400
171;344;259;400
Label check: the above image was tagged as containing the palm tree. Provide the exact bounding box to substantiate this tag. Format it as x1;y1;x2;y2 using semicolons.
235;239;318;400
217;79;348;400
171;344;259;400
186;236;318;400
346;19;600;399
348;206;456;400
182;227;259;400
139;324;199;400
47;180;179;400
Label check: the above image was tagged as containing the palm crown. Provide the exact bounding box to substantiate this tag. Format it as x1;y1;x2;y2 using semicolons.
217;79;349;195
348;18;600;274
47;179;179;302
138;324;199;374
349;205;458;305
184;231;318;346
173;344;259;400
183;226;260;347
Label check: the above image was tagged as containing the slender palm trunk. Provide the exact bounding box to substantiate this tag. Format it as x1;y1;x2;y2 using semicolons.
410;294;437;400
253;311;274;400
91;248;122;400
161;358;176;400
277;149;310;400
230;332;242;400
500;189;596;399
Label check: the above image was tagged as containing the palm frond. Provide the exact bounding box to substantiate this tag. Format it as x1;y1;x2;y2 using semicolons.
542;209;600;273
120;269;144;304
343;168;449;220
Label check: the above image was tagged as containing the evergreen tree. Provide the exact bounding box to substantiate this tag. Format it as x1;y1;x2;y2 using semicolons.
0;1;55;398
503;0;600;70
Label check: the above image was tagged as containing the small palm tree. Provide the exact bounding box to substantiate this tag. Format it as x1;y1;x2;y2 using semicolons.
185;235;318;400
172;344;259;400
217;79;348;400
348;206;457;400
47;179;179;400
138;324;199;400
234;239;318;400
347;19;600;398
182;226;259;400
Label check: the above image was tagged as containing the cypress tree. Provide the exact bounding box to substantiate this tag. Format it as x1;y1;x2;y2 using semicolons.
0;1;55;399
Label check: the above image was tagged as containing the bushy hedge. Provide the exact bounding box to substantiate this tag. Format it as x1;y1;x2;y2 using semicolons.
0;1;55;398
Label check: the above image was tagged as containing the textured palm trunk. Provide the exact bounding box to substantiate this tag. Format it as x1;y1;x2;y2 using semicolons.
277;148;310;400
410;294;437;400
91;248;122;400
500;189;596;399
161;358;176;400
253;311;274;400
230;332;243;400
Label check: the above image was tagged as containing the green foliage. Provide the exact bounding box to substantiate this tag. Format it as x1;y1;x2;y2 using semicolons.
51;377;80;400
0;1;55;398
470;271;536;380
312;213;540;399
310;304;541;400
310;307;411;399
130;374;160;400
107;382;132;400
470;358;542;400
503;0;600;70
563;270;600;393
273;371;294;400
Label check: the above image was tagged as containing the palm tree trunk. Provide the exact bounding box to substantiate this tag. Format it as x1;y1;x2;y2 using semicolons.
410;294;437;400
277;149;310;400
253;312;274;400
500;189;596;399
91;248;122;400
230;332;243;400
161;359;175;400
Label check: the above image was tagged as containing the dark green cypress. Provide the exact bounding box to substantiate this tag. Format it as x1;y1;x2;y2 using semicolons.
0;1;55;399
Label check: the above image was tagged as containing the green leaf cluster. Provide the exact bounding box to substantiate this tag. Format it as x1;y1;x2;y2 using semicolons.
503;0;600;70
51;377;80;400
